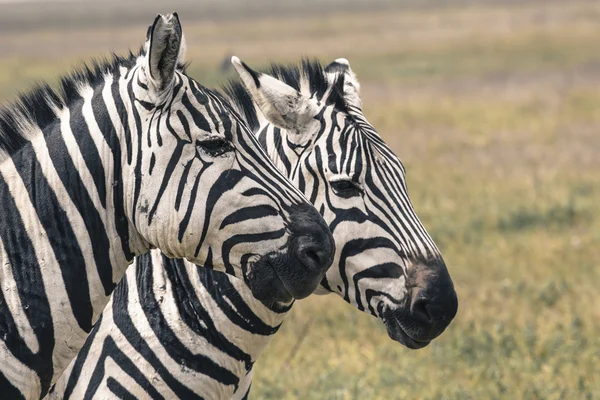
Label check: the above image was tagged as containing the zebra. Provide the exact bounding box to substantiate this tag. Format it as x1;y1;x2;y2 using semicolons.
0;14;335;399
47;57;458;399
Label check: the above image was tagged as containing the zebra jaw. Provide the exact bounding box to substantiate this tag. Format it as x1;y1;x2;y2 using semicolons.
243;252;294;304
382;309;432;350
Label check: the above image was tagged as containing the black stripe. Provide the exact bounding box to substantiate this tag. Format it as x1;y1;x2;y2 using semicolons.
107;377;138;400
0;169;54;395
297;169;306;194
149;153;156;175
257;127;268;150
339;237;400;309
129;75;145;228
12;137;93;334
176;109;193;143
182;92;211;132
202;93;221;132
235;131;301;206
179;162;209;245
305;151;320;204
175;158;194;212
353;261;403;312
191;169;245;259
70;91;107;208
221;229;286;276
136;74;149;91
363;153;419;254
0;370;25;400
199;270;281;336
110;275;203;399
0;286;34;374
325;111;338;175
240;61;261;88
84;337;167;400
147;139;189;224
273;128;291;176
164;78;185;141
92;78;133;261
213;95;233;140
351;127;363;179
135;256;241;389
110;69;132;165
220;205;279;229
62;314;103;400
45;120;114;296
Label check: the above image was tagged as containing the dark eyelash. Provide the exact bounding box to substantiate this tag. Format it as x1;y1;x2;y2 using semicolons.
196;138;233;157
330;180;362;198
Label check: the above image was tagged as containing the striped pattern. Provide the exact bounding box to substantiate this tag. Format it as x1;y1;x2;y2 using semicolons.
0;15;329;400
50;253;285;399
48;58;451;399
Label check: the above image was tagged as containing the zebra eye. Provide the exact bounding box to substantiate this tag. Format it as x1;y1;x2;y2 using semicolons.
330;179;362;198
197;138;233;157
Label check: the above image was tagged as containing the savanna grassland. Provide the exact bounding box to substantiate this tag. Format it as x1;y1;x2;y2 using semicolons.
0;1;598;398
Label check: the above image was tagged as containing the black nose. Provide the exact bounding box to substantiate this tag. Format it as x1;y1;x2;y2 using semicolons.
285;203;335;298
405;259;458;341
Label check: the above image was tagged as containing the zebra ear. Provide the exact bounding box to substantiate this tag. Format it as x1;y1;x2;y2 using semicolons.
147;13;185;91
325;58;362;109
231;56;317;133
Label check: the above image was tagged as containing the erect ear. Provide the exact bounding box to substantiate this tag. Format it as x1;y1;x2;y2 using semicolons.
324;58;362;109
230;56;318;133
146;13;186;91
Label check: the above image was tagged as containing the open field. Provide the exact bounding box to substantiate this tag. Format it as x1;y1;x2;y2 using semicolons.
1;0;599;398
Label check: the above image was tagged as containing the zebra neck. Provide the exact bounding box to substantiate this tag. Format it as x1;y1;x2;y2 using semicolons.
0;72;150;380
45;82;140;292
134;251;288;372
0;134;120;392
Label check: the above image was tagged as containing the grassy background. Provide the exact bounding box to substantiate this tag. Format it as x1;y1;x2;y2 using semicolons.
1;0;599;398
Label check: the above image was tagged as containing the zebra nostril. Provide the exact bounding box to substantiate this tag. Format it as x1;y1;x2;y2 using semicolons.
305;249;320;266
403;260;458;341
297;244;326;271
411;297;432;322
287;203;335;272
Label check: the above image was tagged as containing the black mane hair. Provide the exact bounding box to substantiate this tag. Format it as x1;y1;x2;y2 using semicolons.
221;58;347;133
0;56;346;160
0;48;143;158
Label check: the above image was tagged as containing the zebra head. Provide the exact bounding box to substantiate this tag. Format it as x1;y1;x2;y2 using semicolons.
229;57;457;348
126;15;334;303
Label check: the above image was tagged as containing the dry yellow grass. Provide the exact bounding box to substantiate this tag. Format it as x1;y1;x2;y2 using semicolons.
0;1;599;398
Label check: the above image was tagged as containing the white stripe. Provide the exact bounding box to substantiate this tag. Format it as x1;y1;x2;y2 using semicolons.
0;340;40;399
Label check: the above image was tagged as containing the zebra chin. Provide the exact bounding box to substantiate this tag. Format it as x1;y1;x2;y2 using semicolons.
241;202;335;304
382;310;432;350
381;259;458;349
243;252;295;304
242;249;332;304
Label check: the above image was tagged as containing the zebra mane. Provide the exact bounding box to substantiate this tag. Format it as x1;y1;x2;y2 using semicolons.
221;58;347;133
0;48;144;160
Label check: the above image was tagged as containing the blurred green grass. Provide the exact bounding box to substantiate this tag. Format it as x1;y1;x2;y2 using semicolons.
1;1;599;398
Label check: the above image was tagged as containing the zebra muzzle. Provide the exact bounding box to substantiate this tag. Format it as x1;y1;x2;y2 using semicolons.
382;259;458;349
244;252;294;304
